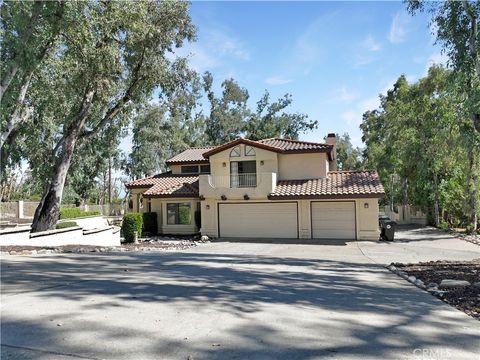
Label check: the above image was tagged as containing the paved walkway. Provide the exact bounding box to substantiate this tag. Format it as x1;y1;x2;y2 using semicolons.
1;226;479;359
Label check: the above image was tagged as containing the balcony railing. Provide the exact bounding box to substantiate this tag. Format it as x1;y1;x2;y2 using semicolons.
209;173;257;188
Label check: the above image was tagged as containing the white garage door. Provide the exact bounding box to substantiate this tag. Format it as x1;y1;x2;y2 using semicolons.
311;201;356;239
218;203;298;238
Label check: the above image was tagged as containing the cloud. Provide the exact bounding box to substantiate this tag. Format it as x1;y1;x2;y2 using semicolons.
341;95;380;146
265;76;293;86
426;52;448;68
388;12;410;44
362;35;381;52
173;27;250;73
332;86;357;103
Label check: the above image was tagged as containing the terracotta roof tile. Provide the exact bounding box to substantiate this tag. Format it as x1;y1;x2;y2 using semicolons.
126;173;199;198
269;171;385;199
257;138;332;152
165;147;214;164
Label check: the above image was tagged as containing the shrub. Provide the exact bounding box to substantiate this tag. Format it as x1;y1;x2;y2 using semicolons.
56;221;78;229
122;213;143;242
60;208;101;219
142;212;158;235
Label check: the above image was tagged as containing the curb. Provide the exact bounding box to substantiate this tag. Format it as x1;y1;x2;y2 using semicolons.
385;264;445;297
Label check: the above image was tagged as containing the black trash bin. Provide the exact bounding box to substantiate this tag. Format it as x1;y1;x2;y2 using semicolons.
380;219;396;241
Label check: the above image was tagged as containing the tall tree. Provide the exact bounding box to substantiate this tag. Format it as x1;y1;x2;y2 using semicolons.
334;133;363;170
245;91;317;140
407;0;480;229
17;0;196;232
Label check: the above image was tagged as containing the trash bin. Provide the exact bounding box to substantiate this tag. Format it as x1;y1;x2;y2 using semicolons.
380;219;396;241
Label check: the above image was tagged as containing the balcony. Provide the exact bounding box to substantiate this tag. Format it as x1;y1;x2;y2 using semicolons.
199;172;277;200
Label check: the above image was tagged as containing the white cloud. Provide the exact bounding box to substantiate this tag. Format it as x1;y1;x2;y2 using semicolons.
354;54;375;67
426;52;448;68
341;95;380;147
265;76;293;86
362;35;381;52
388;12;410;44
332;86;357;103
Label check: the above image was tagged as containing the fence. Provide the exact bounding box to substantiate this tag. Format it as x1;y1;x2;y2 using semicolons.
383;205;428;225
0;201;126;220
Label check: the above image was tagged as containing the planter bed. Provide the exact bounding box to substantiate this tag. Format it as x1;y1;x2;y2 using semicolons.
389;260;480;320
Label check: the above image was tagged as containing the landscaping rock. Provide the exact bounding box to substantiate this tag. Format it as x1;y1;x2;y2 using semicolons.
426;282;438;290
473;282;480;289
439;279;470;289
407;275;416;283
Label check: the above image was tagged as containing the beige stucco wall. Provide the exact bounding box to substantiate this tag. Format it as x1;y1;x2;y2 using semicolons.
201;198;379;240
278;153;328;180
209;143;279;177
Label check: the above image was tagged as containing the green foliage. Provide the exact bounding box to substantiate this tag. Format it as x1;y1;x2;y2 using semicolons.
122;213;143;242
59;208;101;219
332;133;363;170
360;66;478;227
142;212;158;235
178;205;191;224
56;221;78;229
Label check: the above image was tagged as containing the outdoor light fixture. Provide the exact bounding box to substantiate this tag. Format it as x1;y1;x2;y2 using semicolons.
244;194;250;200
222;162;226;167
260;160;264;165
199;195;205;200
206;205;210;210
364;203;369;209
221;195;227;200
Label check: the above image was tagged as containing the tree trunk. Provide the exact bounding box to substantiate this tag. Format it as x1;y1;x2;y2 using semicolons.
433;171;440;227
31;87;95;232
468;146;478;232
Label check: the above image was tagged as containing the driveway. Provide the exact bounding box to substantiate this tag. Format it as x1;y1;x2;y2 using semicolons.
1;226;479;359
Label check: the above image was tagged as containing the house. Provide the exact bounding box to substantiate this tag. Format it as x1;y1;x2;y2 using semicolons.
125;134;385;240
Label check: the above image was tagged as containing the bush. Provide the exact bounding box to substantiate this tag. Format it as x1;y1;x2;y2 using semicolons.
60;208;101;219
142;212;158;235
56;221;78;229
122;213;143;242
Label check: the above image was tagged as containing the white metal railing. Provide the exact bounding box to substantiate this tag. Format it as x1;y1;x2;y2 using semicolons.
208;173;258;188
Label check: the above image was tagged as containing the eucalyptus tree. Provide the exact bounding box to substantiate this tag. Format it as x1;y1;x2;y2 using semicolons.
407;0;480;229
25;0;195;232
245;91;317;140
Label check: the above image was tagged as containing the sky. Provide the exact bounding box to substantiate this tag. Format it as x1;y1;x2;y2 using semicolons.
121;0;447;152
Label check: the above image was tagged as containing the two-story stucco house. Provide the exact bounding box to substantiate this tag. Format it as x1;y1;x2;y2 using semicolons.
125;134;385;240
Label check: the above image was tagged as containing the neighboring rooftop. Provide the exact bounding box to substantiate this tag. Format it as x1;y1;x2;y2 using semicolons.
268;171;385;199
165;147;215;165
125;173;199;198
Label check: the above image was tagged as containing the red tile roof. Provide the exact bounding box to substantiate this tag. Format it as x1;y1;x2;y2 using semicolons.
202;138;333;159
165;147;214;165
125;174;199;198
257;138;332;152
268;171;385;199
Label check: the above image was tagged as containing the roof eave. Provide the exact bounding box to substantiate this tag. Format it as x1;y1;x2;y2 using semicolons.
268;193;385;200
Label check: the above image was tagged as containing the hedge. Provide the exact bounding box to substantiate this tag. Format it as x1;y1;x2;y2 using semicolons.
122;213;143;242
60;208;101;219
142;212;158;235
56;221;78;229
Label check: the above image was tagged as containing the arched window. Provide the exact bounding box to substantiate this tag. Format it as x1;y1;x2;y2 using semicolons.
230;146;241;157
245;145;256;156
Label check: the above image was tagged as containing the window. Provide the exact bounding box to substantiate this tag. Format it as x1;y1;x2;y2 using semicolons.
245;145;256;156
167;203;191;225
181;165;199;174
200;165;211;174
230;146;241;157
230;160;257;187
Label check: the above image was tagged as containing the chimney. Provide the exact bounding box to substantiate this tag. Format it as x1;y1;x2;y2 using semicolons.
325;133;337;171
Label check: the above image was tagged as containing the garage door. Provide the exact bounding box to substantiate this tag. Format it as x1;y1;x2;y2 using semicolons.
218;203;298;238
311;202;356;239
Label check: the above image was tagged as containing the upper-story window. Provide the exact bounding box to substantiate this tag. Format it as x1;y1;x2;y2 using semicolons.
200;165;211;174
230;146;241;157
245;145;256;156
181;165;199;174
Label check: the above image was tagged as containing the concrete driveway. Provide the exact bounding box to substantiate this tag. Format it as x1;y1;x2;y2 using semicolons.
1;226;479;359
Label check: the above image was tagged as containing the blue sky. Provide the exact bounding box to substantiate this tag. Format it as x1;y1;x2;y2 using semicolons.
122;0;447;153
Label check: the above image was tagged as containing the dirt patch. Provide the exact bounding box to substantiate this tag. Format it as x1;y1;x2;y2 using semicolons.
393;260;480;320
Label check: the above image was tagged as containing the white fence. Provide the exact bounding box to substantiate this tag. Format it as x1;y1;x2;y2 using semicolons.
384;205;428;225
0;201;126;220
